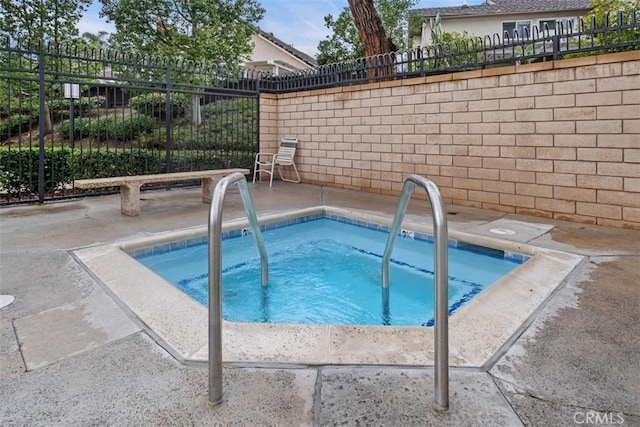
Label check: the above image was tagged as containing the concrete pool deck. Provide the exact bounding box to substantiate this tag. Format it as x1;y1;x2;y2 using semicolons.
1;182;639;425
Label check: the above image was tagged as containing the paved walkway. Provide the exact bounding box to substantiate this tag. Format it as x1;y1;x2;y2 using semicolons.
1;182;638;426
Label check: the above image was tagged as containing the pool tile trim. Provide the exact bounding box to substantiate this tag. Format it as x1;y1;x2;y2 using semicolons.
129;208;529;265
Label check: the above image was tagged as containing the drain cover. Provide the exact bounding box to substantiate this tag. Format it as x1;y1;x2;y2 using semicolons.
489;228;517;236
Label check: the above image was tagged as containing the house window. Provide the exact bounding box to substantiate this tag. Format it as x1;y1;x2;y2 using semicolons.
539;18;573;35
502;20;531;39
540;19;557;32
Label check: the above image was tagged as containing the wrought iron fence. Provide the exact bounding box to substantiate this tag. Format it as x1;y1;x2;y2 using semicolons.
259;9;639;93
1;9;638;204
0;40;261;203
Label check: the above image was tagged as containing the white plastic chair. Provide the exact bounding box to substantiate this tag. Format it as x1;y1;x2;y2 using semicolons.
252;138;301;187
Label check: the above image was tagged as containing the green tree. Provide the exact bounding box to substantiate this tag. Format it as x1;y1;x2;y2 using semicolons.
0;0;91;45
586;0;639;48
99;0;264;66
100;0;264;125
1;0;92;140
589;0;639;20
317;10;362;65
77;31;111;51
317;0;417;64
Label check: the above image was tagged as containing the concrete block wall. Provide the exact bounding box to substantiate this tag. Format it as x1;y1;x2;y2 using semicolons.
259;94;280;152
260;51;640;229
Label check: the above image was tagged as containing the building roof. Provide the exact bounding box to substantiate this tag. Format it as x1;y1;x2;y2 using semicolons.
412;0;593;18
258;30;317;67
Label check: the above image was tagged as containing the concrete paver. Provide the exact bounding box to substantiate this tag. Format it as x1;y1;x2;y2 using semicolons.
0;251;97;318
0;334;316;426
0;316;23;380
464;218;555;243
319;368;523;426
14;288;140;370
491;256;640;423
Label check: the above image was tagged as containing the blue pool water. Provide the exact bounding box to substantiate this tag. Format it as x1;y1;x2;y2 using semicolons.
135;216;527;326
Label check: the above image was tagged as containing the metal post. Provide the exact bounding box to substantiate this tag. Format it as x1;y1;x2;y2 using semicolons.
381;174;449;410
431;179;449;411
38;48;46;203
69;99;75;149
165;67;173;173
208;181;224;406
552;34;560;60
208;172;268;405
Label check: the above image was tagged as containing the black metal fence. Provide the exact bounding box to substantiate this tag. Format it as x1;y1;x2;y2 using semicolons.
0;41;261;203
260;9;639;92
1;9;638;204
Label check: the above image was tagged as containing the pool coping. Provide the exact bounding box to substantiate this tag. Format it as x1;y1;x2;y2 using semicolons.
73;205;584;368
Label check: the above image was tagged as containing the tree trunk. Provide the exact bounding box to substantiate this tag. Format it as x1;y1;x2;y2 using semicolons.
43;104;52;135
348;0;394;57
347;0;396;78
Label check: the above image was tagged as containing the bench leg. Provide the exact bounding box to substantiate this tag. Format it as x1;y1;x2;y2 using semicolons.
121;183;142;216
202;177;219;204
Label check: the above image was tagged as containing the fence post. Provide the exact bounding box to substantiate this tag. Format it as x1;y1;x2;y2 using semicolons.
552;34;560;60
38;47;46;202
165;66;173;173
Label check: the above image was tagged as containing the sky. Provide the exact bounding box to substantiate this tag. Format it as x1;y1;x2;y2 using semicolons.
78;0;484;58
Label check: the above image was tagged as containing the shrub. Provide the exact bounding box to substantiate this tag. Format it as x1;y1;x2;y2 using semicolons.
49;96;105;119
0;147;73;195
138;127;257;152
1;96;104;120
0;146;254;196
587;0;640;52
0;99;39;119
138;97;258;152
198;97;258;151
71;149;167;178
129;92;190;119
0;114;39;140
58;115;155;141
201;97;257;121
138;129;169;150
170;151;229;172
171;127;211;150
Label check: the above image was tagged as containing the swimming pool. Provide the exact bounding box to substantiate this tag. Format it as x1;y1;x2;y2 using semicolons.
135;215;527;327
74;206;583;367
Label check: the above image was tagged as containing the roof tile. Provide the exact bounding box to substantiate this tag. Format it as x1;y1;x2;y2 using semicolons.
258;30;317;67
412;0;592;18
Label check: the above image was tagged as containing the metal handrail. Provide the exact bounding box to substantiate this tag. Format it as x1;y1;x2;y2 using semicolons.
381;174;449;410
208;172;268;405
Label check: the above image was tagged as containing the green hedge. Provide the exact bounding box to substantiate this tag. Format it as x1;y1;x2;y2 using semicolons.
0;97;106;142
0;114;39;140
57;115;155;141
163;97;258;151
0;147;254;195
129;92;190;118
157;127;257;151
49;96;106;119
1;97;104;120
0;100;39;118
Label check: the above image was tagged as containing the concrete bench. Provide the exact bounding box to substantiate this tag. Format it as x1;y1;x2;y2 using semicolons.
74;169;249;216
